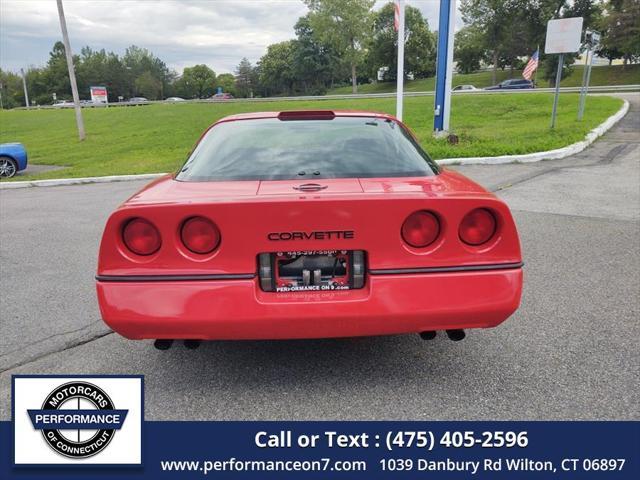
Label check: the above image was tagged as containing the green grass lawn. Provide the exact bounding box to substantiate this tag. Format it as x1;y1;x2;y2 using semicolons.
0;93;623;181
328;64;640;95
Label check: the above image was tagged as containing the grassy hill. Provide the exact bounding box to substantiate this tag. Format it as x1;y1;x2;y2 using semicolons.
327;64;640;95
0;93;623;181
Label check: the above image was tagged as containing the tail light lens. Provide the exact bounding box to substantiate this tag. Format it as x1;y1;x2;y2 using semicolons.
122;218;161;255
401;211;440;248
459;208;497;245
181;217;220;254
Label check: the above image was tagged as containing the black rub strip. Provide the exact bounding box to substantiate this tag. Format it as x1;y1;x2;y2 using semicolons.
368;262;524;275
96;273;256;282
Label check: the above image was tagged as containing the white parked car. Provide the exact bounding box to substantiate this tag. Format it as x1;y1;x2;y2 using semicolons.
165;97;186;102
127;97;149;105
53;100;74;108
452;84;479;91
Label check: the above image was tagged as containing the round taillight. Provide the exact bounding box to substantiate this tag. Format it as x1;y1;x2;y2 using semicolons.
122;218;161;255
401;211;440;248
181;217;220;254
459;208;497;245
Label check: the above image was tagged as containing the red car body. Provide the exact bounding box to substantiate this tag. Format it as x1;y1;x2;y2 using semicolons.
96;110;522;341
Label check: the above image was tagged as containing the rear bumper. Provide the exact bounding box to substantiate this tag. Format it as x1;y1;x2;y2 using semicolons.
96;267;523;340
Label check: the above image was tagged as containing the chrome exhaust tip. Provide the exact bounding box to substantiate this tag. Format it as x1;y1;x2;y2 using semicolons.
184;339;201;350
153;339;173;350
419;331;437;340
445;329;466;341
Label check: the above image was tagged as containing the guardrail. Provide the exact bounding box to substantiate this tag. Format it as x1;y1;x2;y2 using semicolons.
13;84;639;109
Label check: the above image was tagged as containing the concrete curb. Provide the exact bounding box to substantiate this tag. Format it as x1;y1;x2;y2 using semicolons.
0;173;166;189
0;99;629;189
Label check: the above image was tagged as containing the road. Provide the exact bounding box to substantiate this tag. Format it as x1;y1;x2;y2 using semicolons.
1;94;638;421
18;83;640;110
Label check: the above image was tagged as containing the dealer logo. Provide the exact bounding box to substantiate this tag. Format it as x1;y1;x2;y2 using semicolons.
28;381;128;459
14;375;142;466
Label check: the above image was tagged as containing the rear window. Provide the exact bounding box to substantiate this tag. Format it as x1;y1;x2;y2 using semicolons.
176;116;439;182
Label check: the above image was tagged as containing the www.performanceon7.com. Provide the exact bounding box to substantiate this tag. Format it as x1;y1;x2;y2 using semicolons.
159;430;628;476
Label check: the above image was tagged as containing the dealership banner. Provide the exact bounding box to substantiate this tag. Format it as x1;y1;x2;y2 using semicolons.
89;86;108;104
3;376;639;479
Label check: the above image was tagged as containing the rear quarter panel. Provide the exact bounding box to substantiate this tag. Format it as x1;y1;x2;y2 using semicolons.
0;143;28;171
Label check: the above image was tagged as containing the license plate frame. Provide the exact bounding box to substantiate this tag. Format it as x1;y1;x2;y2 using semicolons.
258;250;365;293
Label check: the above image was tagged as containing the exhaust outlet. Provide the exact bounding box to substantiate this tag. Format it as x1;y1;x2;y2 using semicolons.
419;331;437;340
154;339;173;350
184;339;201;350
446;329;466;341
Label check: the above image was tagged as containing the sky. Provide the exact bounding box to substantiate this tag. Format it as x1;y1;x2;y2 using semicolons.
0;0;450;75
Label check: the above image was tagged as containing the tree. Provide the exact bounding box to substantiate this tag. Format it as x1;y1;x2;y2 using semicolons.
179;64;216;98
459;1;614;86
0;68;29;108
291;14;338;94
598;0;640;66
43;41;73;97
258;41;296;96
365;2;436;81
215;73;236;95
76;47;130;101
123;45;171;98
134;71;162;99
459;0;512;84
235;58;257;97
304;0;375;93
454;27;486;74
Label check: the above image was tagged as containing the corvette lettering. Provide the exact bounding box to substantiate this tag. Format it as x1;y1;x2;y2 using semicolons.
268;231;355;241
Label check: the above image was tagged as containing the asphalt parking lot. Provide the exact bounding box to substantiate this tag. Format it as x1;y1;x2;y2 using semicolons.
1;94;638;421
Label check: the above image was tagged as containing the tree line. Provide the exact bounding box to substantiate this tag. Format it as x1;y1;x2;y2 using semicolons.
0;0;637;108
455;0;639;85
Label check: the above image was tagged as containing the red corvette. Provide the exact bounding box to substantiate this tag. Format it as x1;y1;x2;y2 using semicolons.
96;110;522;349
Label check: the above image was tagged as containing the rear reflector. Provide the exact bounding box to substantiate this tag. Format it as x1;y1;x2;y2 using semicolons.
459;208;497;245
401;211;440;248
181;217;221;254
278;110;335;121
122;218;161;256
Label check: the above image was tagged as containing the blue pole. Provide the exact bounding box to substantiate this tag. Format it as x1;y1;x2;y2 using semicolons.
434;0;455;133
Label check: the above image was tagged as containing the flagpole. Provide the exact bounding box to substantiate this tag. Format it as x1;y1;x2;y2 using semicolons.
395;0;405;121
534;45;539;86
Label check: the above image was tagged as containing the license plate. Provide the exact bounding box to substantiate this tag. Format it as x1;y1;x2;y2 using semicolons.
258;250;365;292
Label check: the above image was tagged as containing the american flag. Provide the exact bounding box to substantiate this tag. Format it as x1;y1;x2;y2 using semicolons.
522;49;539;80
394;1;400;31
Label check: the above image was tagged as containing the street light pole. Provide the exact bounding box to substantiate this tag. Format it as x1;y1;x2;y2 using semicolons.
20;68;30;109
56;0;85;141
395;0;405;121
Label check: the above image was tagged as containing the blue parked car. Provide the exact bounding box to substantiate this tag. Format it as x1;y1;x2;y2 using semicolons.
485;79;534;90
0;143;28;178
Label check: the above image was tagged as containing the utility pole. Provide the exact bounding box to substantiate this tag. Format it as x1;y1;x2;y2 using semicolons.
56;0;85;141
395;0;405;121
20;68;30;109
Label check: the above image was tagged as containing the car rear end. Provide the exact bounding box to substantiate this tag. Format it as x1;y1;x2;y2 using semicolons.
96;111;522;341
0;143;28;177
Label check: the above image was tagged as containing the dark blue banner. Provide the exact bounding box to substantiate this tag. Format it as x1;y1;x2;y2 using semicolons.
3;421;639;479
